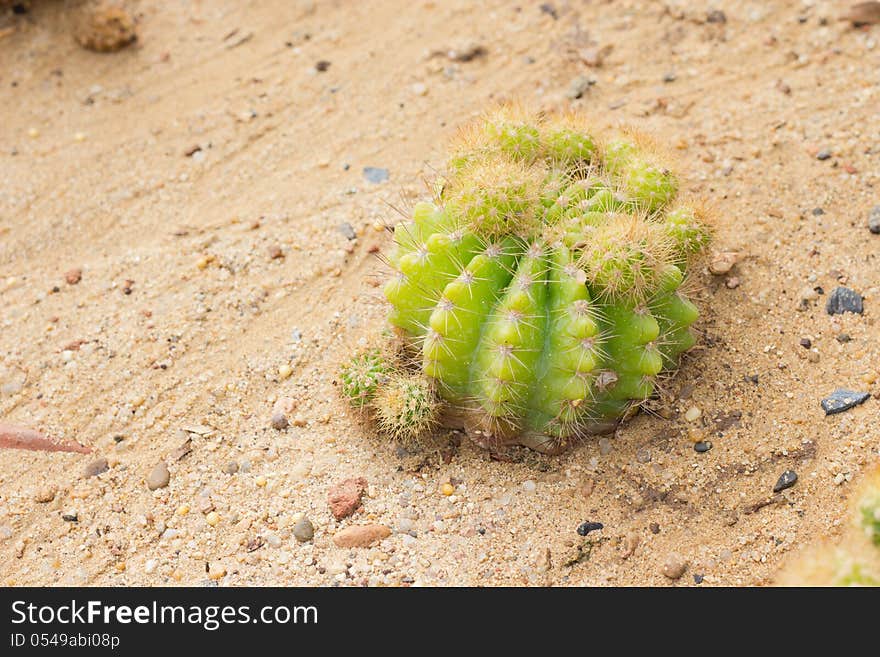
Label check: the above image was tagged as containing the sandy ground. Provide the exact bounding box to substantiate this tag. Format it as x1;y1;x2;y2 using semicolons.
1;0;879;587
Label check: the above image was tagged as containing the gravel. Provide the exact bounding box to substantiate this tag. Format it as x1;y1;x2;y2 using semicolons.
825;286;863;315
821;389;871;415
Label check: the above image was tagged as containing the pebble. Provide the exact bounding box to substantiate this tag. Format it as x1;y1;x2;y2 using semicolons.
1;525;13;540
293;517;315;543
205;512;220;527
598;437;613;455
144;559;157;574
799;286;819;303
440;482;455;496
83;457;109;478
869;206;880;234
649;522;661;534
332;524;391;548
363;167;389;184
706;9;726;23
576;521;604;536
825;286;863;315
268;244;284;260
684;406;702;422
709;251;739;275
223;461;239;475
816;149;832;161
773;470;798;493
411;82;428;96
338;222;357;240
662;71;677;83
208;564;226;580
821;389;871;415
264;532;282;548
35;486;57;503
278;364;293;380
328;477;368;520
694;441;712;453
62;512;78;522
65;268;83;285
270;412;289;430
522;480;537;493
635;448;652;463
146;461;170;490
565;75;594;100
661;553;688;579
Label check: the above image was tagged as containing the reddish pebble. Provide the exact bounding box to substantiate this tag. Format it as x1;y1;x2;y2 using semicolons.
327;477;367;520
65;268;83;285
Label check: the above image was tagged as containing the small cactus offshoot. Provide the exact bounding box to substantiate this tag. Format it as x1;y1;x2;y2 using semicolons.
346;106;714;452
339;349;389;408
374;372;439;446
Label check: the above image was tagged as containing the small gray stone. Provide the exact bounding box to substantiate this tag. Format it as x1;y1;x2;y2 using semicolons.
223;461;239;475
0;525;12;540
338;222;357;240
292;517;314;543
566;75;594;100
636;448;652;463
868;206;880;234
816;149;832;161
83;457;108;478
821;389;870;415
146;461;170;491
598;437;613;455
694;441;712;453
825;286;863;315
270;412;289;430
363;167;389;184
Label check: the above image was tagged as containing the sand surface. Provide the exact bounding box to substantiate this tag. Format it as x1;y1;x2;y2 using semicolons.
1;0;879;586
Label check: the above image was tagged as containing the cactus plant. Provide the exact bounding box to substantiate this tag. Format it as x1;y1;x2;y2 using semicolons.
373;371;439;446
349;106;712;452
339;349;390;408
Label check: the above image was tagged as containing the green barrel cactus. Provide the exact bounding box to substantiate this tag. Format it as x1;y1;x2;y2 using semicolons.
353;106;712;452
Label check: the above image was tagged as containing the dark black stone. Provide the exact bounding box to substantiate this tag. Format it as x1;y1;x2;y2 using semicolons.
821;389;870;415
773;470;798;493
314;60;331;72
812;207;824;216
649;522;660;534
539;3;558;19
836;333;851;343
825;286;863;315
694;441;712;453
577;521;604;536
693;574;704;584
62;513;78;522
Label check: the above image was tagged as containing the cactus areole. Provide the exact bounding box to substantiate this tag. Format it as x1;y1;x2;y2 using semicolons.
380;106;712;454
